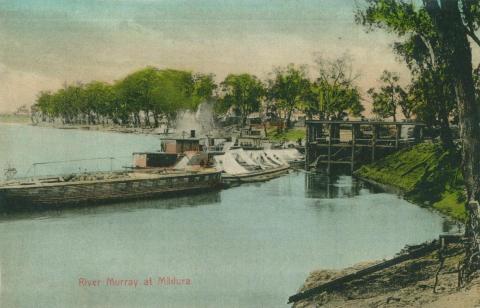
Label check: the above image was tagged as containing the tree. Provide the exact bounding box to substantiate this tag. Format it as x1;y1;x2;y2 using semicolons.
267;64;311;129
309;54;364;120
408;69;456;145
83;81;115;125
115;67;160;127
358;0;456;147
34;91;55;122
368;71;404;122
151;69;196;127
193;73;217;102
218;74;265;126
398;85;417;120
357;0;480;282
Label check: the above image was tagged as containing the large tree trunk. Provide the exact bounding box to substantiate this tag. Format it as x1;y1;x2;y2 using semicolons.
426;0;480;281
438;112;453;149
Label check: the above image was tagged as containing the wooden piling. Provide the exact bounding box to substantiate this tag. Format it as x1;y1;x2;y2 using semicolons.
327;124;332;174
305;123;310;170
351;124;358;172
395;124;401;149
371;124;377;162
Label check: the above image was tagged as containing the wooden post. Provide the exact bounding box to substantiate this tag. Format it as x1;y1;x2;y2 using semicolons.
351;124;357;173
395;124;401;149
305;123;310;170
371;124;377;162
327;124;332;174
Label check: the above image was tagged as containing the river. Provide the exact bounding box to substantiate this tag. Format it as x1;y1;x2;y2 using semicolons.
0;124;458;307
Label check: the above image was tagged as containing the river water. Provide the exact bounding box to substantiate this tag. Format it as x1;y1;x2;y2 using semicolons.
0;124;458;307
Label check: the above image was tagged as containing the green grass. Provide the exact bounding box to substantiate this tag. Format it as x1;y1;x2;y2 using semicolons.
355;142;466;221
0;114;30;124
432;189;466;221
267;127;306;142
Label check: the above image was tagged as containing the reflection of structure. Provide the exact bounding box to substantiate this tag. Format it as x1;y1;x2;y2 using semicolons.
305;173;363;199
305;120;426;173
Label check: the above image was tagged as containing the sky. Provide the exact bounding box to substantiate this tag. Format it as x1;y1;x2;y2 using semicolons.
0;0;409;112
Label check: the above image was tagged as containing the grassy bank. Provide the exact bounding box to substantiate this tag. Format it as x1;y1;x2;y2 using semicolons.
0;114;30;124
355;142;466;221
266;127;306;142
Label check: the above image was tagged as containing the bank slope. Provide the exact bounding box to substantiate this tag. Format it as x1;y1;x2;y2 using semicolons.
354;142;466;221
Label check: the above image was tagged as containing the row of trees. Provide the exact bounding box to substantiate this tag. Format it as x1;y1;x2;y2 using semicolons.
33;56;371;130
33;68;216;127
217;57;365;129
35;56;441;132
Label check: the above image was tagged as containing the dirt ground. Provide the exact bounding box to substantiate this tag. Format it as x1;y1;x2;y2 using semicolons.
293;244;480;308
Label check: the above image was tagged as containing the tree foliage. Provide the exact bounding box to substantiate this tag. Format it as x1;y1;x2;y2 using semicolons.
356;0;457;146
368;70;409;122
218;74;265;125
307;55;364;120
32;67;209;128
267;64;311;128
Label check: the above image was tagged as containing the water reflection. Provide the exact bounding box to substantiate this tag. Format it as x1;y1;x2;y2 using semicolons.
0;190;221;222
305;172;377;199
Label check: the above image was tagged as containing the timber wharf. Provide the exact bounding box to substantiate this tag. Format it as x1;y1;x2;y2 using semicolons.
305;120;426;173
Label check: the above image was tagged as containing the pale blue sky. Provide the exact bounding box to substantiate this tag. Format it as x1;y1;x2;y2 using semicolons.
0;0;406;112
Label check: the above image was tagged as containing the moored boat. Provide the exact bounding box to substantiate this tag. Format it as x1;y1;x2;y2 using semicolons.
213;148;302;184
221;165;290;185
0;169;222;209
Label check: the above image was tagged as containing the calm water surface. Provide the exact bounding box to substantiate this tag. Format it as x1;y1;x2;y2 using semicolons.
0;124;457;307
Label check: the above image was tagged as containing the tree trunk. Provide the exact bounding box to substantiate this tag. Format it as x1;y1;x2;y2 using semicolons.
439;110;454;149
286;106;294;129
153;112;159;128
145;111;151;127
426;0;480;280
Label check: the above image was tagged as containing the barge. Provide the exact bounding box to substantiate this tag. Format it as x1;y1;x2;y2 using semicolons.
0;169;222;209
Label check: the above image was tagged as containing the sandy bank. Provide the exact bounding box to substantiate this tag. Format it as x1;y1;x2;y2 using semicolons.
292;243;479;307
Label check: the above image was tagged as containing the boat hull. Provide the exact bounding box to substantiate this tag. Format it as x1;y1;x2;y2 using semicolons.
221;165;290;185
0;171;222;209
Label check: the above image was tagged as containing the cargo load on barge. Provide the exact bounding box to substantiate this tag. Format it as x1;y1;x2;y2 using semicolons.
0;169;222;208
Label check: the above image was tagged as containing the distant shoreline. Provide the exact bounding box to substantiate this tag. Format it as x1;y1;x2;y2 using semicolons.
0;115;166;135
33;122;165;135
0;114;31;124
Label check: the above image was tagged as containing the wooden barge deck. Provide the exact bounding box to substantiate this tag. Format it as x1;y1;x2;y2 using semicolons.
0;169;222;209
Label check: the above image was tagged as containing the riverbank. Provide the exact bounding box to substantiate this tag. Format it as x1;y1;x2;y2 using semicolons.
33;122;164;135
0;114;30;124
293;242;480;307
354;142;466;221
27;121;308;143
291;142;472;307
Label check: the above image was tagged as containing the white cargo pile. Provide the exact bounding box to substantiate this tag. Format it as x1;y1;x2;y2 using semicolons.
213;152;249;175
214;148;303;175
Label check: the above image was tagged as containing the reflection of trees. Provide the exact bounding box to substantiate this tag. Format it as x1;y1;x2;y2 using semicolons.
305;173;364;199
